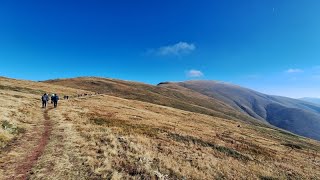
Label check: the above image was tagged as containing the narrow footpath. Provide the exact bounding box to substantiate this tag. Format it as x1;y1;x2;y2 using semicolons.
0;107;53;180
15;108;53;180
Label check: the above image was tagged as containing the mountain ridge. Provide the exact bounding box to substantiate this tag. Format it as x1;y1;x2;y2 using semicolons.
45;77;266;126
159;80;320;140
299;97;320;105
42;76;320;140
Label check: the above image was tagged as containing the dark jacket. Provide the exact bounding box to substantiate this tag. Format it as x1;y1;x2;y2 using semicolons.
42;94;49;101
53;95;59;102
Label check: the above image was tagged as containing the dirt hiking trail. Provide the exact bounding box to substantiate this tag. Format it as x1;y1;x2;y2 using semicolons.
15;108;53;179
0;108;53;180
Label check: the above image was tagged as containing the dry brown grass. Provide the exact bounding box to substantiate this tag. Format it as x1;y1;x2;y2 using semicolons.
0;89;45;179
0;76;90;97
0;77;320;179
31;94;319;179
0;77;89;179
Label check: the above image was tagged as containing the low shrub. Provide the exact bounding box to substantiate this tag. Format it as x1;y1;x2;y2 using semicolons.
1;120;25;135
259;175;279;180
282;143;303;150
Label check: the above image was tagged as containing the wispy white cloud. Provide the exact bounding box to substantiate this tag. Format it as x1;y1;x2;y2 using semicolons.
186;69;204;78
148;42;196;56
285;68;304;73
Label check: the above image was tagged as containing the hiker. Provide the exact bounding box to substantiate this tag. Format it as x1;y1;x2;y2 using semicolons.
51;94;55;104
53;94;59;108
41;93;49;108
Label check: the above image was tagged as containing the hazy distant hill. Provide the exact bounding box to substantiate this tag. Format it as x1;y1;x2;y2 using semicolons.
299;97;320;105
159;81;320;140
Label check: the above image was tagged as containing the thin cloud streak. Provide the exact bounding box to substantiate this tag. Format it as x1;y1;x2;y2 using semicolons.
148;42;196;56
285;68;304;73
186;69;204;78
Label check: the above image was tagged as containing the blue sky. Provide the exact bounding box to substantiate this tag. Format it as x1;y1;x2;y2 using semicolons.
1;0;320;98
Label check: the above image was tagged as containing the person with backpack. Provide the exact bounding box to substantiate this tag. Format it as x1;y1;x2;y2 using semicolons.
41;93;49;108
51;94;55;104
53;94;59;108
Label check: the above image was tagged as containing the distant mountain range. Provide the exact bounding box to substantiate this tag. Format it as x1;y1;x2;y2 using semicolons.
160;81;320;141
46;77;320;141
299;97;320;105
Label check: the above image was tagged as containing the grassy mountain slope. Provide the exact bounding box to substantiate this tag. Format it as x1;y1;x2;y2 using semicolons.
160;80;320;140
45;77;264;126
1;76;320;179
